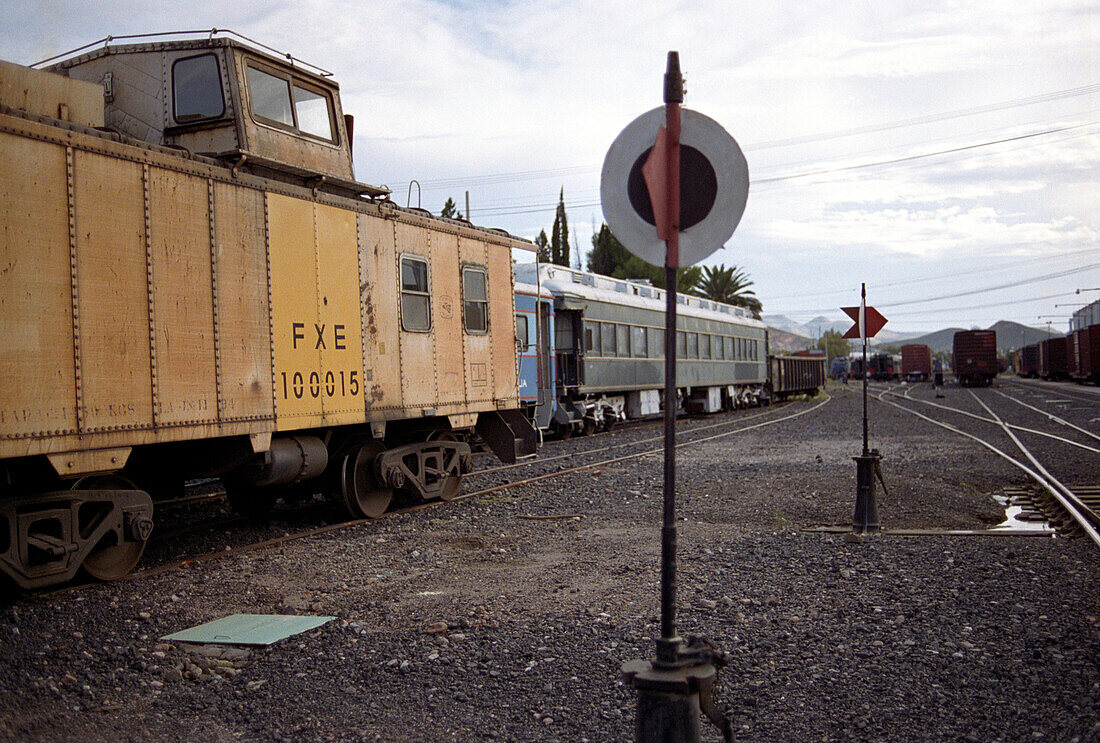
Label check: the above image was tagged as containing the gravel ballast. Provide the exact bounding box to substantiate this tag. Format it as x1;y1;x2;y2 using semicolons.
1;382;1097;742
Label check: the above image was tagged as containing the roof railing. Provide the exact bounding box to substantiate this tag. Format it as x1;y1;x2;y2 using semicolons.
33;29;333;77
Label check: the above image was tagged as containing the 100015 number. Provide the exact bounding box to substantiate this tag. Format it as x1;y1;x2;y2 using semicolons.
280;369;361;400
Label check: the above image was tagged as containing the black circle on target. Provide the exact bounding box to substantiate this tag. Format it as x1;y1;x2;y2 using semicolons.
626;145;718;231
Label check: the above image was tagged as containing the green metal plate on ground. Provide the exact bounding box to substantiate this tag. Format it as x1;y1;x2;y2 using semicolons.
161;614;335;646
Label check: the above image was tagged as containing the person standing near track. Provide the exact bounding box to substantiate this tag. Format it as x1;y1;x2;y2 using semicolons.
933;358;944;397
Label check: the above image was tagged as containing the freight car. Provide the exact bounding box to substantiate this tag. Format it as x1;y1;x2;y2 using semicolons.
869;353;898;381
1038;337;1069;381
0;32;537;589
1069;325;1100;384
769;354;827;399
952;330;998;386
514;264;769;434
1018;344;1040;378
900;344;932;382
829;356;850;380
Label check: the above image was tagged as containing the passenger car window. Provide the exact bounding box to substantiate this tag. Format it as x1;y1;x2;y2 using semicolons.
462;267;488;334
616;324;629;356
600;323;616;356
400;257;431;332
687;333;698;358
631;326;647;358
515;315;529;350
172;54;224;122
585;322;597;353
700;334;711;359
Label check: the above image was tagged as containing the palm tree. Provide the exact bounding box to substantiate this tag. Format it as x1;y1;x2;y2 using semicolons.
695;264;762;318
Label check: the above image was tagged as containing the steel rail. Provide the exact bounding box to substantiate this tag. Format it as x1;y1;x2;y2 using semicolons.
968;391;1100;547
991;390;1100;444
882;386;1100;454
470;401;796;477
874;388;1099;549
118;393;834;585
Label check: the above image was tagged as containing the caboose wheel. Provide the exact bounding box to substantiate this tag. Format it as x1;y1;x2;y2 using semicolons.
432;432;463;502
74;475;150;582
340;441;392;519
83;539;146;582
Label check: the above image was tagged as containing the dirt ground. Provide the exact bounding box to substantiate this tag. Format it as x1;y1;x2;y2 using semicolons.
1;382;1098;742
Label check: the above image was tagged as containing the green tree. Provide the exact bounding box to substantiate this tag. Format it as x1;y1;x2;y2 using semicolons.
817;329;850;359
586;223;701;294
694;264;762;318
534;229;550;263
550;188;570;267
440;197;464;220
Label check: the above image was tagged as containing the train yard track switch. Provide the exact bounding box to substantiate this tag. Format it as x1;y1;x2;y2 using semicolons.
602;52;748;742
843;286;889;533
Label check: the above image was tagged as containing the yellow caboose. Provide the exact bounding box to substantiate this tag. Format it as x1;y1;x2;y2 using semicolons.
0;32;536;589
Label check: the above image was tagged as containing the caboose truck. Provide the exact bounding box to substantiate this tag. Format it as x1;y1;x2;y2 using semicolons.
0;31;537;589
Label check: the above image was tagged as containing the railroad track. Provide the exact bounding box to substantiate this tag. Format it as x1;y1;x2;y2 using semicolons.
107;392;833;588
877;384;1100;548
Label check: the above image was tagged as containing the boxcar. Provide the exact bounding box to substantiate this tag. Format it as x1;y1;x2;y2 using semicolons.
900;344;932;382
769;355;827;399
1018;344;1040;378
1069;326;1100;384
0;33;536;588
514;264;768;434
952;330;997;386
1038;337;1069;381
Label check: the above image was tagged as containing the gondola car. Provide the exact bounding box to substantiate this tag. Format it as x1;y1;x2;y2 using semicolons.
514;264;769;435
769;354;827;399
0;32;537;589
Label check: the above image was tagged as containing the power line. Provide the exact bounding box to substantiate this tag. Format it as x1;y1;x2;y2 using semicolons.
765;246;1100;302
397;82;1100;191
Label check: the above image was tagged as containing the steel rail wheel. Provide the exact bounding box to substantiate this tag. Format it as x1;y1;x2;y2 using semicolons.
340;441;393;519
75;475;149;582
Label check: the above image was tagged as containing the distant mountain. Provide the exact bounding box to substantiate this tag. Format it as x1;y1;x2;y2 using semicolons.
763;313;920;346
767;328;818;353
892;321;1059;354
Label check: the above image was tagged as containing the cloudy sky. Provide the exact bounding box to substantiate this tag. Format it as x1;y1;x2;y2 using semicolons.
5;1;1097;336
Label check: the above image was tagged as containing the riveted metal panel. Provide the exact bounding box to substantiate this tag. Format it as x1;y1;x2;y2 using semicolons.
213;182;274;423
148;168;218;426
432;232;465;406
487;243;516;404
0;133;77;439
358;214;400;412
73;150;153;432
314;201;364;425
396;223;437;408
268;193;322;428
459;237;491;404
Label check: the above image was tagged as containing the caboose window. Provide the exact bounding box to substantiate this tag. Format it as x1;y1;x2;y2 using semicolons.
172;54;225;122
247;63;336;142
462;266;488;334
247;66;294;126
400;256;431;332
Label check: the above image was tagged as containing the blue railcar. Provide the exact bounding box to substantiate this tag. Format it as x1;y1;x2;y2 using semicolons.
514;281;557;431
